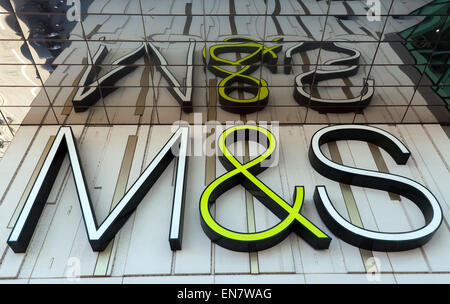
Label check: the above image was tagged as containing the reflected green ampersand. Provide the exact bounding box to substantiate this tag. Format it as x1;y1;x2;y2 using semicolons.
203;37;282;114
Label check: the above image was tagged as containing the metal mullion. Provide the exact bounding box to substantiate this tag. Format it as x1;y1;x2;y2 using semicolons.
352;0;395;123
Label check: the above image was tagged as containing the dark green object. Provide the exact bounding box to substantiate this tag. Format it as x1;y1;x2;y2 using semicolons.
399;0;450;108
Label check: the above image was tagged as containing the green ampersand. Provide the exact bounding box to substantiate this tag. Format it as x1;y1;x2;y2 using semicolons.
200;125;331;252
203;37;282;114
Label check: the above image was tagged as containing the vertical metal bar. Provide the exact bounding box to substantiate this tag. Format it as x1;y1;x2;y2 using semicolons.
327;141;377;273
205;79;217;185
244;142;259;274
93;135;138;276
8;136;56;228
368;143;401;201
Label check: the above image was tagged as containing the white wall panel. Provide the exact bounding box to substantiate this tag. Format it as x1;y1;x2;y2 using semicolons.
0;123;448;282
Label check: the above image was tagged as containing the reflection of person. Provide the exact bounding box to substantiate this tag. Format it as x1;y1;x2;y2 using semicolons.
7;0;93;65
21;1;68;61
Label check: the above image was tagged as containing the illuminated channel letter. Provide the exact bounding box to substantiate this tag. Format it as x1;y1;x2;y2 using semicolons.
309;125;443;251
286;42;374;113
73;41;196;113
200;125;331;252
203;37;282;114
8;126;189;253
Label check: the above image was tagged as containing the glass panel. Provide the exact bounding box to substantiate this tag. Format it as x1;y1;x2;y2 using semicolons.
0;0;447;127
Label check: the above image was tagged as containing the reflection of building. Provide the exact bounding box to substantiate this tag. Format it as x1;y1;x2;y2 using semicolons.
399;0;450;109
0;0;449;284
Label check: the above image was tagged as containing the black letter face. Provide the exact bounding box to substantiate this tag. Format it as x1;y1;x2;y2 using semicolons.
309;124;443;252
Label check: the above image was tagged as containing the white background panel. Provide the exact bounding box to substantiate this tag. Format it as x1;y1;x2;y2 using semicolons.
0;124;448;282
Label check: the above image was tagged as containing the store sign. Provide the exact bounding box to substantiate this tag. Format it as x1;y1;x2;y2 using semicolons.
7;125;443;254
72;37;374;114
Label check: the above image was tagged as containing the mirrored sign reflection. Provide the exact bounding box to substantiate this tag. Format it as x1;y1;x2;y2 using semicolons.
0;0;448;140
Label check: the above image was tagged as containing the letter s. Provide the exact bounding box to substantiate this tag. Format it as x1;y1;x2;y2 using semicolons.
309;125;443;251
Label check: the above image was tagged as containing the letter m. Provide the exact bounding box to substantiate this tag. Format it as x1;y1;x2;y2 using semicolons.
8;126;189;253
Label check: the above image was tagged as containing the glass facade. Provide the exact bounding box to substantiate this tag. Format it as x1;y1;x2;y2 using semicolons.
0;0;448;143
0;1;449;283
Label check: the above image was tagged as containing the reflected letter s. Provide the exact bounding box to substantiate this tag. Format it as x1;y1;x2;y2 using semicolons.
309;125;443;251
